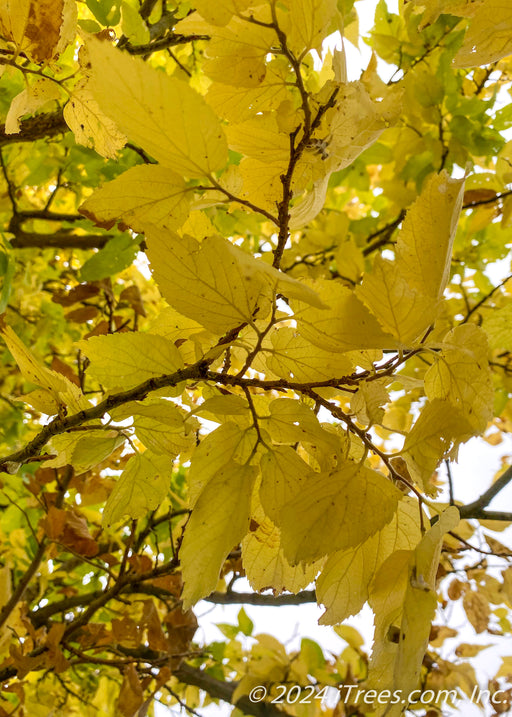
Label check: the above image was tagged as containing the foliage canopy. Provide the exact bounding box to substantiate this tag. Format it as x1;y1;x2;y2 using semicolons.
1;0;512;715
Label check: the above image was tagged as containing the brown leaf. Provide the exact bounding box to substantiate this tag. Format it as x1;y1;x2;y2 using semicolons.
165;606;197;666
463;189;498;205
119;285;146;317
44;506;99;557
51;356;81;386
463;590;490;633
117;664;144;717
65;305;99;323
141;600;169;652
52;283;100;306
447;578;466;600
112;616;140;649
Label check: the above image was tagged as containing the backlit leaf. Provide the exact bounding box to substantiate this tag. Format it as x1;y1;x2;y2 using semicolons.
181;461;257;609
87;37;228;176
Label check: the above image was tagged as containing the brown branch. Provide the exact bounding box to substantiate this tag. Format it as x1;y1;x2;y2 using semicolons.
124;34;209;55
461;273;512;324
0;110;68;146
458;464;512;520
205;590;316;606
9;232;112;250
0;361;209;472
174;662;292;717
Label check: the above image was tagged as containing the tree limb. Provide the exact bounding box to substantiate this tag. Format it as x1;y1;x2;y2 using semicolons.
175;662;292;717
0;361;209;471
205;590;316;606
0;110;68;146
459;464;512;520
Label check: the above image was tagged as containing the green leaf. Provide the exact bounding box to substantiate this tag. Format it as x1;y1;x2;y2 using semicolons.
79;234;142;281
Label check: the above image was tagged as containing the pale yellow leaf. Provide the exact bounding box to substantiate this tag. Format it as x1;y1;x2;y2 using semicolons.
366;507;459;707
259;446;314;523
278;462;402;564
317;498;422;624
193;0;253;25
350;379;390;426
395;171;465;301
483;303;512;349
454;1;512;66
80;165;190;232
401;399;474;493
64;78;127;160
46;431;125;473
146;229;323;335
132;400;196;458
242;509;321;594
226;114;289;164
188;423;258;506
266;327;354;382
281;0;338;54
425;324;493;432
77;332;183;390
1;323;86;414
181;462;257;609
103;452;174;525
356;256;437;344
206;59;290;123
294;279;399;353
389;507;460;713
87;37;228;176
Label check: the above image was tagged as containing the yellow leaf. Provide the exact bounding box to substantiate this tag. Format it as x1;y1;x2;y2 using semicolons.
178;10;273;88
46;430;125;473
132;400;197;458
236;157;287;212
148;306;217;365
103;451;174;525
483;303;512;349
454;1;512;66
226;114;289;163
145;229;324;335
262;398;341;458
308;81;402;178
366;507;459;707
294;279;399;353
64;78;127;160
193;0;253;26
425;324;493;432
242;508;321;594
1;323;85;414
5;79;62;134
278;463;402;564
350;379;390;426
280;0;339;54
317;498;422;624
206;59;290;123
266;326;353;382
80;165;190;232
395;171;465;301
181;462;257;609
259;446;314;523
401;399;474;493
77;332;183;390
87;37;228;176
188;423;258;506
390;507;460;712
356;256;437;344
